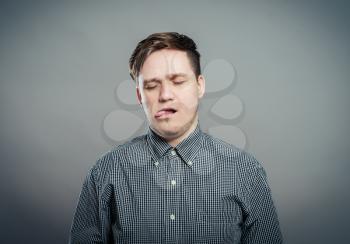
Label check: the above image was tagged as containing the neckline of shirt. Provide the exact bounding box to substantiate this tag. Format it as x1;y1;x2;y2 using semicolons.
146;123;204;167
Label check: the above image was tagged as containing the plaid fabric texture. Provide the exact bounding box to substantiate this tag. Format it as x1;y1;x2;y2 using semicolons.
70;123;283;243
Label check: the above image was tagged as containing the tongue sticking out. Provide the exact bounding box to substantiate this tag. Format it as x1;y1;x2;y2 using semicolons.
155;109;176;117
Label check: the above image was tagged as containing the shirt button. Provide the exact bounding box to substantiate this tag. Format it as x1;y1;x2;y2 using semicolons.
171;180;176;186
188;160;193;166
170;214;175;220
154;161;159;166
171;150;176;156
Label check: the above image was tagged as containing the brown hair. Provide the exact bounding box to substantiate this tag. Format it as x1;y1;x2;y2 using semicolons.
129;32;201;82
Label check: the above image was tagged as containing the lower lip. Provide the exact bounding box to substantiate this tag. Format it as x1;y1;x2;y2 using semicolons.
155;111;177;119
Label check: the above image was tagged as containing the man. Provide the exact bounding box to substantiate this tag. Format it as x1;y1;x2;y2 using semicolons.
70;32;283;243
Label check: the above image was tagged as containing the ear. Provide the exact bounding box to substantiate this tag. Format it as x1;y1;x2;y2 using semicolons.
136;86;142;105
197;74;206;98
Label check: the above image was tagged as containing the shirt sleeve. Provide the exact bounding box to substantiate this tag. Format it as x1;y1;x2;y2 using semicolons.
69;166;106;244
241;163;283;244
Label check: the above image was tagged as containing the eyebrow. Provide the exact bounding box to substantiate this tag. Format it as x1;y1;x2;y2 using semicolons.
143;73;188;84
143;78;161;84
168;73;188;80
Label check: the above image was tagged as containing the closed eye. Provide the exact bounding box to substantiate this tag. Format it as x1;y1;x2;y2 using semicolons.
173;80;186;85
144;82;158;89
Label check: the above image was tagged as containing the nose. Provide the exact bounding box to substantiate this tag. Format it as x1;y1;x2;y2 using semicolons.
158;82;174;102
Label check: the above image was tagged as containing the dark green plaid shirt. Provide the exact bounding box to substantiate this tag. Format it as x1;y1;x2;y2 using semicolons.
70;123;283;243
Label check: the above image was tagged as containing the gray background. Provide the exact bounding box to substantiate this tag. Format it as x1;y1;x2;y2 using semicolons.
1;0;349;243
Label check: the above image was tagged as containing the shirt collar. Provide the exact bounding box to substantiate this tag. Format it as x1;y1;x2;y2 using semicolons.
146;122;204;166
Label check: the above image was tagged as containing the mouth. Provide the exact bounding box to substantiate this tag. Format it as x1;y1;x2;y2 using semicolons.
155;108;177;119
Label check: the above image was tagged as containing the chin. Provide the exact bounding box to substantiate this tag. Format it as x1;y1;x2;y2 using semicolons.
158;128;179;137
154;125;180;137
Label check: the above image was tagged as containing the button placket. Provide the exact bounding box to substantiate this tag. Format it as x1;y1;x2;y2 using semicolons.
166;149;182;243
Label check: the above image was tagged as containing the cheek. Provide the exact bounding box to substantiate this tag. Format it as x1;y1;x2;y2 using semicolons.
179;96;199;113
179;88;199;108
143;97;158;114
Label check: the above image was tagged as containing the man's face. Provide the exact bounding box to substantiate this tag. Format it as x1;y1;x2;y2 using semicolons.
136;49;205;145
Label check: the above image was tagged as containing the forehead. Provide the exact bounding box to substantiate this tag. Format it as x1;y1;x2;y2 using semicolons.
139;49;195;80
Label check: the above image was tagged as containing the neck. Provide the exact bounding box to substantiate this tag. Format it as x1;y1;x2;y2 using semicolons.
166;119;199;147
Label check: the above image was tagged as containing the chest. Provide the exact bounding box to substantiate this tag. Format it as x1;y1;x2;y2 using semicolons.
106;160;244;243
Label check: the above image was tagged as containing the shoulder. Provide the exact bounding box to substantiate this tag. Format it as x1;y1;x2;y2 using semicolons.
201;132;263;172
202;133;270;191
90;134;148;182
